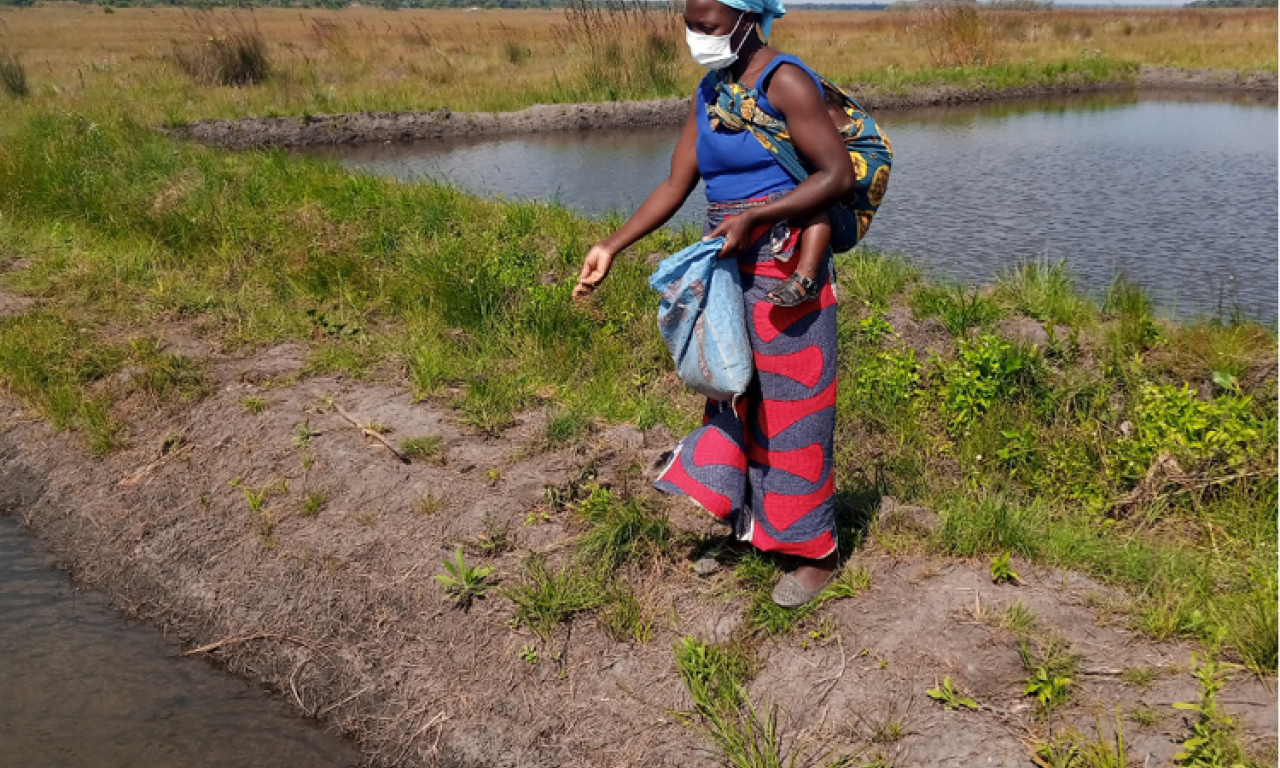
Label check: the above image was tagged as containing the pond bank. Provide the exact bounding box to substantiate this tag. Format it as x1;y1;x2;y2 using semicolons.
167;66;1277;149
0;328;1275;768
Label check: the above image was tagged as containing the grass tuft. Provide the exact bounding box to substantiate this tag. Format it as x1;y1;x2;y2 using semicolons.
0;48;28;98
171;13;271;87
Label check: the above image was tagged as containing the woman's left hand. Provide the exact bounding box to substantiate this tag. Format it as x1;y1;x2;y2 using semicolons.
703;209;759;258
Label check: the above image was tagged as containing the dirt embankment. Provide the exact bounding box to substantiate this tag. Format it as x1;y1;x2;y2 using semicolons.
166;66;1277;150
1;326;1276;768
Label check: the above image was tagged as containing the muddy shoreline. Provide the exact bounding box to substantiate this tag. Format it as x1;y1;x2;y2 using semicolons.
167;66;1277;150
1;333;1276;767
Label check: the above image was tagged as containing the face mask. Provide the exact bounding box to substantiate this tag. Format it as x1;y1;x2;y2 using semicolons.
685;12;748;71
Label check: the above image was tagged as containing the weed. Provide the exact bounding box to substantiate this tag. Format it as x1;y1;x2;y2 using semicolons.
241;395;265;414
994;258;1093;328
435;546;495;609
171;13;271;86
912;283;1003;337
1002;603;1039;634
837;250;918;306
417;493;443;516
0;48;29;98
991;552;1021;584
300;488;327;517
1173;654;1251;768
1103;274;1160;362
471;514;515;555
1020;636;1078;714
400;435;445;464
292;420;321;448
1120;666;1158;687
1035;709;1129;768
519;644;538;664
504;554;607;637
573;486;671;572
941;334;1041;433
598;584;653;643
858;303;895;343
241;485;267;513
914;2;1001;67
1130;705;1161;727
926;676;978;711
546;408;592;445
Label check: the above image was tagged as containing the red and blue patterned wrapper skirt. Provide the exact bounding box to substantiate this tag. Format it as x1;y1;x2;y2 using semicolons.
655;196;838;560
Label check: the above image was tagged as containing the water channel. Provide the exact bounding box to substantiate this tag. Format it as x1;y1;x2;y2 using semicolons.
0;515;360;768
319;90;1279;324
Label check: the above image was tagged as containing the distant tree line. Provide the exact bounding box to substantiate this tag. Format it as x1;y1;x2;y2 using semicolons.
0;0;570;8
0;0;897;7
1185;0;1277;7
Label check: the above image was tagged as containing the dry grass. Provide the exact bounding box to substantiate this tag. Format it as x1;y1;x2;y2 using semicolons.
0;3;1273;123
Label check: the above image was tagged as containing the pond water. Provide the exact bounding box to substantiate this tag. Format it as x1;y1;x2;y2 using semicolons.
0;515;360;768
318;91;1279;324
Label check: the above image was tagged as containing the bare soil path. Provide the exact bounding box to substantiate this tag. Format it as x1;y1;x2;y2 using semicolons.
0;335;1275;767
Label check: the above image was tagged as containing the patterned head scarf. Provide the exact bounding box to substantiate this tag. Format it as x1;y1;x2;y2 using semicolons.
711;0;786;40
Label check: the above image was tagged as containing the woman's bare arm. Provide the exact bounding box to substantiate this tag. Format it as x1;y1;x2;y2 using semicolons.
704;63;855;256
574;97;702;298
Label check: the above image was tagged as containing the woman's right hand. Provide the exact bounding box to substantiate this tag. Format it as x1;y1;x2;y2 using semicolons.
573;244;616;300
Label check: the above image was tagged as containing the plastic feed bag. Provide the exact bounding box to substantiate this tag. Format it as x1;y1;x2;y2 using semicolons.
649;238;754;402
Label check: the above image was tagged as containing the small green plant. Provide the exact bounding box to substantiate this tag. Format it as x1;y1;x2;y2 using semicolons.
1121;666;1158;687
417;493;443;516
1113;383;1261;482
434;546;495;609
941;334;1040;433
853;348;921;407
1173;654;1249;768
858;303;894;343
1035;709;1129;768
1001;603;1038;634
990;551;1020;584
241;485;267;513
241;395;265;414
1020;637;1077;714
1130;705;1161;727
292;419;321;448
472;515;514;555
926;676;978;711
400;435;445;464
504;554;607;636
519;643;538;665
300;488;327;517
911;283;1002;337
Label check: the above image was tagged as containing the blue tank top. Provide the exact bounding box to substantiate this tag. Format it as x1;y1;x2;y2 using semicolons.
696;54;824;204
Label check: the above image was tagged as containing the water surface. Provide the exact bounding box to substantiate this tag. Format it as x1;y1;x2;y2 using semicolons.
0;515;360;768
320;91;1279;323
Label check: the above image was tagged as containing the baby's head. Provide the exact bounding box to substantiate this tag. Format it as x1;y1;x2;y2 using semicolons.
822;84;852;129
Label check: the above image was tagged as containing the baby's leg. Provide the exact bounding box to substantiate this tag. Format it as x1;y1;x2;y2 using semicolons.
767;213;830;307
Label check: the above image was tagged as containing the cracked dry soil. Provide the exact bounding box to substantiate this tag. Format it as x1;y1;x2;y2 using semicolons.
0;340;1275;768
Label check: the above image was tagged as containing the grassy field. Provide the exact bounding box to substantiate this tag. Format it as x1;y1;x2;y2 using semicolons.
0;110;1274;681
0;4;1275;763
0;3;1274;123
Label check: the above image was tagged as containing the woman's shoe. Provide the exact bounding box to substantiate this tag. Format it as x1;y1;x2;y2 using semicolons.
766;273;818;307
771;569;837;608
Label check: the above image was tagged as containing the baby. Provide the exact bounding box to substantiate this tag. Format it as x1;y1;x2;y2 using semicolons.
766;86;854;308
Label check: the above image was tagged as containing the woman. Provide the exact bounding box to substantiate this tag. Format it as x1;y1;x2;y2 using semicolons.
573;0;855;608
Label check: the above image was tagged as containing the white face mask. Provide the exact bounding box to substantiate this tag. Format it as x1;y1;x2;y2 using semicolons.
685;12;748;71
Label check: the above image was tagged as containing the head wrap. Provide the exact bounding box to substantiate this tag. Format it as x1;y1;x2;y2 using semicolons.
711;0;786;41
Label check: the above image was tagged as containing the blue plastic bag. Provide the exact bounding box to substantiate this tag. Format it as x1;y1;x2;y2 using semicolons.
648;238;754;402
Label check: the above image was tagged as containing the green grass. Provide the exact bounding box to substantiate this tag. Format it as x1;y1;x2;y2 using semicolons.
0;107;1273;675
399;435;445;464
994;258;1095;328
0;311;208;453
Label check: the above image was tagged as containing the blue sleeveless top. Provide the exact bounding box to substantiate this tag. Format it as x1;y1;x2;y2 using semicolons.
696;54;825;204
